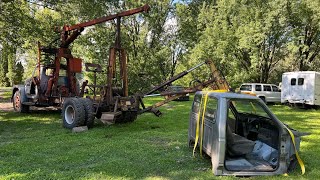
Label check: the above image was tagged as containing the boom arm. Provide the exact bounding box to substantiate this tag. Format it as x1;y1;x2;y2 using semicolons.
139;60;231;115
59;4;150;48
144;62;206;95
63;4;150;32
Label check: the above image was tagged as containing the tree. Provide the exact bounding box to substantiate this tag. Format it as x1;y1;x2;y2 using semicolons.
15;62;24;84
6;46;16;86
0;0;39;86
0;43;9;86
287;0;320;71
179;0;289;86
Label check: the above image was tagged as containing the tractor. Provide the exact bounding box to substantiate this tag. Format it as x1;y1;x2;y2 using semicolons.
12;4;229;129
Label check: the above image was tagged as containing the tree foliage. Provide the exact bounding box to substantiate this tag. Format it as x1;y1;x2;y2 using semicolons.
0;0;320;90
177;0;320;86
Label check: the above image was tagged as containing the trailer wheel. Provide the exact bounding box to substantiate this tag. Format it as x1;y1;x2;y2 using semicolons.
62;98;85;129
13;90;29;113
78;98;95;128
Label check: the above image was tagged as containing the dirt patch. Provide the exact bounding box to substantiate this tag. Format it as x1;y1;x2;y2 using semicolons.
0;88;13;112
0;102;13;112
0;102;60;112
0;88;62;113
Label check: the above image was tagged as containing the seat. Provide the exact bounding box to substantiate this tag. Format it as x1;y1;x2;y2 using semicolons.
226;125;255;156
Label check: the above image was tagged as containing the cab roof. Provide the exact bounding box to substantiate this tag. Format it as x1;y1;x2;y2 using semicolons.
195;92;259;100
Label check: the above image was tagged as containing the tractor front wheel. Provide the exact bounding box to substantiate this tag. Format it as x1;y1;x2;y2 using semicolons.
62;98;85;129
13;90;29;113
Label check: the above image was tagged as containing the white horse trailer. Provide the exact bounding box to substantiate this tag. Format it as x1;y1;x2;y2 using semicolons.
281;71;320;106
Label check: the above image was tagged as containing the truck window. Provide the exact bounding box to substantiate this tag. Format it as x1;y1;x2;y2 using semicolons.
291;78;296;85
59;69;67;76
205;97;218;123
263;85;271;91
272;85;280;92
240;85;252;91
45;68;54;76
192;95;202;113
255;85;262;91
231;99;269;118
298;78;304;85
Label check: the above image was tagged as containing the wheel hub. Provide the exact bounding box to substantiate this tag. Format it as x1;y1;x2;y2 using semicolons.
15;94;21;110
65;105;75;124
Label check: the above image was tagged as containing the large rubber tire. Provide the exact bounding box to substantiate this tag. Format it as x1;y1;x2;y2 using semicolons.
62;98;85;129
78;98;95;128
13;90;29;113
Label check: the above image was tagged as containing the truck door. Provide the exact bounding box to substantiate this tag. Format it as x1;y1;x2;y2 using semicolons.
271;85;281;102
202;96;219;156
263;85;272;102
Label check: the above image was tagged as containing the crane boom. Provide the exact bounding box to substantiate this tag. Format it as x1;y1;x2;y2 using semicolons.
59;4;150;48
63;4;150;32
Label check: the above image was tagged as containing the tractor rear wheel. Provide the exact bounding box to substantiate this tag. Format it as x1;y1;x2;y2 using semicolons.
78;98;95;128
62;98;85;129
13;90;29;113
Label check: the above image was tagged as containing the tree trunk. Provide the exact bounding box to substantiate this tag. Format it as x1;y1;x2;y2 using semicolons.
7;46;17;86
0;43;10;87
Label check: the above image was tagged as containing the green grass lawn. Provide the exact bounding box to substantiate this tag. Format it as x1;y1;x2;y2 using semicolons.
0;97;319;180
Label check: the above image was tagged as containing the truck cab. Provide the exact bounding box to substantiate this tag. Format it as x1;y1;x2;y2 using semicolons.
12;64;73;112
188;92;305;176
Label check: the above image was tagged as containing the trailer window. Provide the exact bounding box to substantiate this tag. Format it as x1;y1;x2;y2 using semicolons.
291;78;296;85
298;78;304;85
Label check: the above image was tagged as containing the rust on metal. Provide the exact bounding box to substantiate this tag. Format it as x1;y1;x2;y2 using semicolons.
27;3;235;127
144;62;206;96
63;4;150;32
206;60;230;91
38;4;150;104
